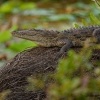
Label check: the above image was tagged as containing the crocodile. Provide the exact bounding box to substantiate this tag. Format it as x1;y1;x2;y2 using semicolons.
0;25;100;99
12;26;100;56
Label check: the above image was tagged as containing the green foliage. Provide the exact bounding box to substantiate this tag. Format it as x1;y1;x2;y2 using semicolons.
47;49;88;99
9;40;37;52
73;23;81;28
0;31;11;42
0;1;36;14
79;13;100;26
93;0;100;8
46;47;100;99
0;26;17;42
48;14;75;22
89;13;100;24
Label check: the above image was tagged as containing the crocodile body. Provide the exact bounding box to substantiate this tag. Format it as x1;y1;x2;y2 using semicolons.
12;26;100;56
12;26;100;46
0;47;100;99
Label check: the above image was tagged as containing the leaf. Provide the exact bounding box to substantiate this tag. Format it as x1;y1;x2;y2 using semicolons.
20;2;36;10
49;14;75;21
89;13;100;24
0;26;17;42
0;1;16;13
9;40;37;52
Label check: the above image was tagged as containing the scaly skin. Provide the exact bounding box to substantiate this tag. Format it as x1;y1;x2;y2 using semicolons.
12;26;100;55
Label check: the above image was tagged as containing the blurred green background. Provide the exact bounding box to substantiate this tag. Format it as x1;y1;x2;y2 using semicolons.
0;0;100;66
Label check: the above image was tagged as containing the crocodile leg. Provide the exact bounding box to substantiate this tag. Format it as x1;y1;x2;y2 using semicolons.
57;40;73;59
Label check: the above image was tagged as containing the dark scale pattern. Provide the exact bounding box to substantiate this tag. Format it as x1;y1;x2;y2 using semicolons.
0;47;61;100
0;46;100;100
0;47;60;91
62;25;100;34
